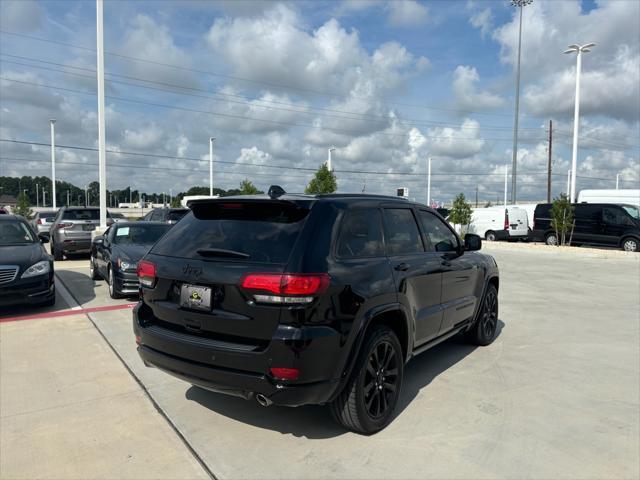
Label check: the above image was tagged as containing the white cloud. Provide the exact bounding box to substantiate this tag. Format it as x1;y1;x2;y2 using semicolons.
452;65;505;110
469;7;493;38
387;1;428;28
0;0;44;31
425;119;486;159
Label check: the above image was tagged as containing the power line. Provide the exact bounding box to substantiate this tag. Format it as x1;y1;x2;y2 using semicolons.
0;29;526;119
2;77;547;142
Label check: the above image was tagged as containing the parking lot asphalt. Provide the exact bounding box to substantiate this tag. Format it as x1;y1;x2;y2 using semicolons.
1;244;639;479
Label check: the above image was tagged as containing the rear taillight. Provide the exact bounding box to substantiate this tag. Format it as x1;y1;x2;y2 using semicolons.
504;210;509;230
37;218;43;225
269;367;299;381
240;273;330;304
137;260;157;288
57;222;73;229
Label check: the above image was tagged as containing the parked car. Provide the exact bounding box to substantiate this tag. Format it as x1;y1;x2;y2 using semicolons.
108;212;128;223
90;222;171;298
141;208;188;224
577;189;640;207
533;203;640;251
133;188;500;434
31;210;58;236
50;206;113;261
0;215;55;307
467;206;529;241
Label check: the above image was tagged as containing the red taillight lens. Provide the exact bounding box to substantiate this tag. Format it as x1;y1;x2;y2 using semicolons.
37;218;43;225
137;260;157;288
269;367;299;381
57;222;73;229
241;273;330;295
504;210;509;230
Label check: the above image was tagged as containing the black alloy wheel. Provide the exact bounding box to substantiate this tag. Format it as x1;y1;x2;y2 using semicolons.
363;340;399;419
467;283;499;346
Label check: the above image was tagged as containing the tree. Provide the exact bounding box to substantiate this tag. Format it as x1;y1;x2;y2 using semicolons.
238;179;261;195
305;164;337;194
170;196;182;208
550;194;574;246
448;193;472;236
14;192;33;219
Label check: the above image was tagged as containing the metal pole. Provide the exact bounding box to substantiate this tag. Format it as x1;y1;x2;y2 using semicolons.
67;190;70;206
569;50;582;203
547;120;552;203
209;137;215;196
36;183;39;207
327;148;335;172
504;164;508;206
85;185;88;207
510;4;523;204
566;169;571;196
50;119;56;209
427;157;431;207
616;174;619;190
43;190;47;207
96;0;107;229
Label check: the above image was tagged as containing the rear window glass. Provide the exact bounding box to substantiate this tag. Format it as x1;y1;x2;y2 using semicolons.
167;210;188;221
151;202;309;263
63;209;100;220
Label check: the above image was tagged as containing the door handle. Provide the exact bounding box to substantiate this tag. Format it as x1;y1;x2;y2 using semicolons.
394;263;409;271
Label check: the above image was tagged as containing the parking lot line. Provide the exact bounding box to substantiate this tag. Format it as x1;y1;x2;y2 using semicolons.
0;302;136;324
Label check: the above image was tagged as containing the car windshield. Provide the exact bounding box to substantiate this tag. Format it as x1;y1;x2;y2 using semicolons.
113;224;171;245
621;205;640;220
0;220;36;245
63;209;100;220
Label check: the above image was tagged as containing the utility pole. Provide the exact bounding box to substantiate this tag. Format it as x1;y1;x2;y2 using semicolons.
547;120;552;203
50;119;56;209
427;157;432;207
43;190;47;207
616;174;619;190
209;137;215;196
97;0;107;229
475;184;479;208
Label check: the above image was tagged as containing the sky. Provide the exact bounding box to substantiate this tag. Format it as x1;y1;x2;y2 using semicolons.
0;0;638;204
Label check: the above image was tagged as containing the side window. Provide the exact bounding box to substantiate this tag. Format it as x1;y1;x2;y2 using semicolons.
337;209;384;258
150;210;161;221
418;210;459;253
383;208;424;256
603;207;630;226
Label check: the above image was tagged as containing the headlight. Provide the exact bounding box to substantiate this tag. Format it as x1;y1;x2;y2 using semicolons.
117;258;137;271
21;260;51;278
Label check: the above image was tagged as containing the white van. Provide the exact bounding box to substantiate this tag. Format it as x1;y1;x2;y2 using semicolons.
467;206;529;241
577;189;640;207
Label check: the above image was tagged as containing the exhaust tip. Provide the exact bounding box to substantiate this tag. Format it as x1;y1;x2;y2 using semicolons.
256;393;273;407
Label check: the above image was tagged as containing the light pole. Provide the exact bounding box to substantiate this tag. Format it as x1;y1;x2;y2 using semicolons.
616;174;619;190
510;0;533;204
564;42;595;203
97;0;107;229
85;185;88;206
209;137;215;196
427;157;432;207
36;183;39;207
42;190;47;207
504;163;508;206
566;169;571;196
50;119;56;209
327;147;335;171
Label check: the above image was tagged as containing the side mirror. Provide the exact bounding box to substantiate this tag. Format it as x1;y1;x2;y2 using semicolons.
93;237;104;246
38;234;49;244
464;234;482;251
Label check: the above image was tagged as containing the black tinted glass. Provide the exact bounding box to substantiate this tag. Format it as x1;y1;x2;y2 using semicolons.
167;210;188;221
63;209;100;220
152;202;309;263
113;224;171;245
383;209;424;255
337;209;384;258
418;210;458;252
603;207;631;225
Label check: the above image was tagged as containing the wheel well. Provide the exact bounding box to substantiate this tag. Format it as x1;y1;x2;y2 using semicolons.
485;230;495;238
368;310;408;360
620;236;640;248
488;276;499;292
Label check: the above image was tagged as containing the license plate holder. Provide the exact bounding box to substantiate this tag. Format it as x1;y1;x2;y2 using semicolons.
180;284;212;311
82;224;96;231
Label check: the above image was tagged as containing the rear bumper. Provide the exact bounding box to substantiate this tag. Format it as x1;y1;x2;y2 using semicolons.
0;274;55;307
133;302;345;407
59;238;91;253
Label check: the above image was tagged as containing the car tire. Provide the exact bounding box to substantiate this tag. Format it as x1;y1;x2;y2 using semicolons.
485;231;497;242
545;232;558;246
621;237;639;252
89;256;100;280
108;266;121;299
330;325;404;435
466;284;499;346
52;243;63;261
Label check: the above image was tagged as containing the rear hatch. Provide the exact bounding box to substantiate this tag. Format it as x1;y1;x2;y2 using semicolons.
506;207;528;237
58;209;101;238
140;199;312;348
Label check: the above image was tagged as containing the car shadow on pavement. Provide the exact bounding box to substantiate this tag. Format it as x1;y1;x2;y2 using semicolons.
184;320;505;438
54;268;97;306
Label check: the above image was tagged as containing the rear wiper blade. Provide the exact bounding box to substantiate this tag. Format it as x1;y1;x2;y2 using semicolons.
196;248;250;259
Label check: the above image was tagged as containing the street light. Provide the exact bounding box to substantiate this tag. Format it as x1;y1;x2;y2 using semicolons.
209;137;215;196
564;42;595;203
50;119;56;209
427;157;432;207
509;0;533;204
36;183;39;207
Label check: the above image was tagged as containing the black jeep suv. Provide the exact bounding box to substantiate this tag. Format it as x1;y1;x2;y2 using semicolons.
133;190;500;434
